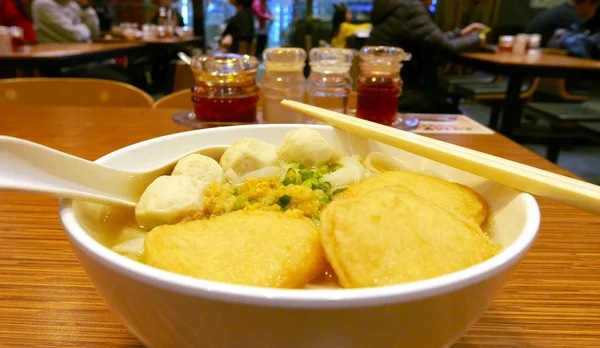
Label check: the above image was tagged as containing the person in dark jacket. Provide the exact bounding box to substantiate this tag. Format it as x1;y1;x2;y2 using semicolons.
525;0;600;47
367;0;485;113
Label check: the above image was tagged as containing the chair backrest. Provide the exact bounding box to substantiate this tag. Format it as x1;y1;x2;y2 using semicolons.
0;78;154;107
172;61;196;92
153;89;193;109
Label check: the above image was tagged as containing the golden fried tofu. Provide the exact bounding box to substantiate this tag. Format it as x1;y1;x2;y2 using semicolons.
144;210;326;288
320;186;499;288
335;171;488;226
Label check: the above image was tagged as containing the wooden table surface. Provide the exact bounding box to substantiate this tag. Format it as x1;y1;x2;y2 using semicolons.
456;52;600;137
462;52;600;70
0;42;144;59
0;43;147;70
1;106;599;347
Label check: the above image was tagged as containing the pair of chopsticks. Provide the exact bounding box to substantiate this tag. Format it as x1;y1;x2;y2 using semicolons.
280;100;600;215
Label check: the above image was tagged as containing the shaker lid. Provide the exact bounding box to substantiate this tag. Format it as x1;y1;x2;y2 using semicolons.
359;46;412;63
263;48;306;71
309;47;354;73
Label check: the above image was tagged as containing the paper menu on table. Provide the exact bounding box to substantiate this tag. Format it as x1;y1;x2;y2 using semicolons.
411;115;494;135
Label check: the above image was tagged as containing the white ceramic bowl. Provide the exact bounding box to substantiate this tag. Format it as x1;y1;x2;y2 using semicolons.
59;125;540;348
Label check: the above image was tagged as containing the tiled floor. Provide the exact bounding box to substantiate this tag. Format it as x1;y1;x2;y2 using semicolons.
460;104;600;184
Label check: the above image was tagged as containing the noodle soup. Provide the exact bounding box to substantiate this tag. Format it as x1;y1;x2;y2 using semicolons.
76;127;500;290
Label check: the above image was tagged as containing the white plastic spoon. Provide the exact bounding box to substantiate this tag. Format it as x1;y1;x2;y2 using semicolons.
0;136;227;207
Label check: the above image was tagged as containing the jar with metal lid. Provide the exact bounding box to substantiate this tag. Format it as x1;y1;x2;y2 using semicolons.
356;46;411;126
190;53;260;123
261;47;307;123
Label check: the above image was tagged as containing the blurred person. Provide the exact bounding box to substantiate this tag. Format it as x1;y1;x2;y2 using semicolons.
220;0;254;54
330;3;372;48
91;0;113;32
252;0;272;59
367;0;486;114
31;0;144;86
526;0;600;47
150;0;184;27
32;0;100;42
0;0;36;41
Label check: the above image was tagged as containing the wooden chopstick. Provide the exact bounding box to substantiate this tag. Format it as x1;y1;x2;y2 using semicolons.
280;100;600;215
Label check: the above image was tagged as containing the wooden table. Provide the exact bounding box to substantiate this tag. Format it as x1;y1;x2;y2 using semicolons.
456;52;600;137
0;43;147;70
1;106;599;347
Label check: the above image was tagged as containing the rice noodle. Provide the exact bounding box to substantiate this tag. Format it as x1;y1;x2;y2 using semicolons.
112;237;145;256
241;166;283;180
363;152;410;174
322;155;367;189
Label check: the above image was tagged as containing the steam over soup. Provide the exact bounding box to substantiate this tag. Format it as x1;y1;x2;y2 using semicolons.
83;128;500;289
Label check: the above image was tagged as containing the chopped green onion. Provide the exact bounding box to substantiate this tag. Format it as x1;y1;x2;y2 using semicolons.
298;163;307;170
233;195;248;210
322;181;332;190
299;168;314;181
328;163;342;172
276;195;292;209
332;188;348;195
282;168;298;186
319;196;332;204
301;178;320;189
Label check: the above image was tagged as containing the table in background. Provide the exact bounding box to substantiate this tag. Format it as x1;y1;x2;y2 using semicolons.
0;43;146;70
1;106;599;347
455;52;600;137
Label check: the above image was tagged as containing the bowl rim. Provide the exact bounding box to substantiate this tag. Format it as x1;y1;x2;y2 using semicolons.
59;124;541;309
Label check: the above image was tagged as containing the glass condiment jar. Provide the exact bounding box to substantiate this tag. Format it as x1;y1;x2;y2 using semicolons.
190;53;260;123
307;47;354;116
356;46;411;126
261;47;307;123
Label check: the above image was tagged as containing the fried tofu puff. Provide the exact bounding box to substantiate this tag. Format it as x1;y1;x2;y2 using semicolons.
335;170;488;226
320;186;499;288
144;210;327;288
278;128;338;166
172;154;225;184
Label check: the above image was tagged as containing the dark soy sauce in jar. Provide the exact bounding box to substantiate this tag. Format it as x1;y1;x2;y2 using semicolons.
356;78;401;126
192;93;258;123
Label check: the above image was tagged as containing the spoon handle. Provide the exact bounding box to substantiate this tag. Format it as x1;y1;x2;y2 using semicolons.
0;136;138;207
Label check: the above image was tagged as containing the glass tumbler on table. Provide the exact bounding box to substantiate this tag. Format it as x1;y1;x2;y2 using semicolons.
190;53;260;123
307;47;354;115
356;46;411;126
9;26;24;52
261;47;307;123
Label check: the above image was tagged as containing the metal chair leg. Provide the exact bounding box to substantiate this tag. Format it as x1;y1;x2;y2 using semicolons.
488;105;501;130
546;146;560;163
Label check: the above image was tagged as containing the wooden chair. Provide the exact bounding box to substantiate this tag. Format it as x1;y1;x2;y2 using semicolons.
0;78;154;107
172;62;195;92
452;77;540;130
153;89;193;109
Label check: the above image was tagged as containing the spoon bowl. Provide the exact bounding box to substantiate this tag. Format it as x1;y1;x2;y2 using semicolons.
0;136;227;207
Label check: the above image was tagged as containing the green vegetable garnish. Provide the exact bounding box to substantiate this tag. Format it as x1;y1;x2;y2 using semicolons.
282;168;298;186
319;196;332;204
276;195;292;209
233;194;248;210
298;163;307;170
301;178;320;189
328;163;342;172
322;181;332;190
332;188;348;195
299;168;314;181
